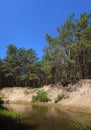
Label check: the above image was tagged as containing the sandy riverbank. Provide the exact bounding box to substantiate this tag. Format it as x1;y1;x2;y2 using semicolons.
0;79;91;113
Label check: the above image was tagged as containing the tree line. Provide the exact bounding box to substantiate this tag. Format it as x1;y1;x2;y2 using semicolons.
0;12;91;87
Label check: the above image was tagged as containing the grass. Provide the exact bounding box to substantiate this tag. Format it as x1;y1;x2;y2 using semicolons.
0;106;29;130
0;109;22;120
55;93;67;103
0;105;23;122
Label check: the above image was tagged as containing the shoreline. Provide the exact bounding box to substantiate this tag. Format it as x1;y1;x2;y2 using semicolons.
1;80;91;114
4;101;91;114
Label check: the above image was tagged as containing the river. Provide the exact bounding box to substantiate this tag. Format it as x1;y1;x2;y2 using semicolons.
4;104;91;130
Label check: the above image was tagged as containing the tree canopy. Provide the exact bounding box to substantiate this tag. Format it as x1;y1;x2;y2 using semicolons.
0;12;91;87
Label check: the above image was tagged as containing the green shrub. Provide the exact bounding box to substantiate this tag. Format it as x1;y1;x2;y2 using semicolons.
0;108;23;121
55;93;66;103
32;90;49;103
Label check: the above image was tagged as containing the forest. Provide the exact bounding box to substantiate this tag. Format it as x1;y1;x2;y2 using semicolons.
0;12;91;87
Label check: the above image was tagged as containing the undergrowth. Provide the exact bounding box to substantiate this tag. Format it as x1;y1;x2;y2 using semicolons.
32;90;50;103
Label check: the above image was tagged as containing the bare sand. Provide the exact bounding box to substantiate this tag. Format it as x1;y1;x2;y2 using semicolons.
1;79;91;113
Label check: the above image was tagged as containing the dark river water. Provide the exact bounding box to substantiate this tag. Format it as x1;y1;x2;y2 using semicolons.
4;104;91;130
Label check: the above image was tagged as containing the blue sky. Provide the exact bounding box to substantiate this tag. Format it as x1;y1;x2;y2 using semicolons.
0;0;91;59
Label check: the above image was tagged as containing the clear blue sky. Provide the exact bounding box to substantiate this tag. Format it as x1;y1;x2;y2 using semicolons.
0;0;91;59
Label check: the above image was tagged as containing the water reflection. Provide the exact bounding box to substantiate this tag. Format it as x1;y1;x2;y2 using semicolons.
4;104;91;130
32;105;48;116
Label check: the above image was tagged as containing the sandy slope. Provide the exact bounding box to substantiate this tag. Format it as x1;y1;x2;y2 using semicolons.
0;80;91;112
60;80;91;107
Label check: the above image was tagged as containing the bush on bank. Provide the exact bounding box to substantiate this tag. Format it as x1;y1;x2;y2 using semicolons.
32;90;50;103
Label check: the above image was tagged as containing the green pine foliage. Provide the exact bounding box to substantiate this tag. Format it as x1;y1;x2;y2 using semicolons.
0;12;91;87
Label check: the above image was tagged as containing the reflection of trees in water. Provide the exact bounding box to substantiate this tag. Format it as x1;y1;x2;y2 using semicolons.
32;104;48;116
4;104;33;114
1;104;91;130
